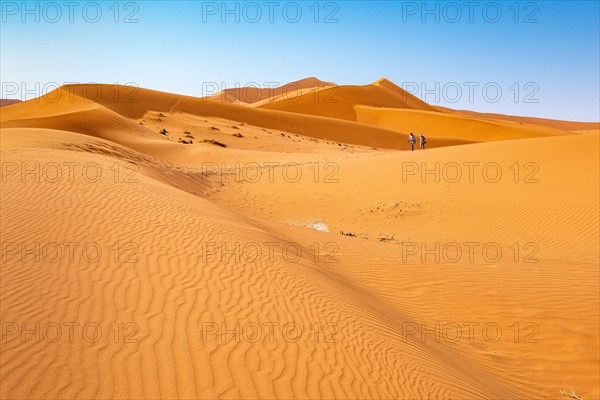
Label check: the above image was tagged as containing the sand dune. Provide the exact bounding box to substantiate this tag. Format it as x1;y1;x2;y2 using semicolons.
0;85;471;152
1;79;598;399
0;99;21;108
354;106;575;141
1;131;519;399
435;106;600;131
255;79;576;142
257;78;436;120
207;133;599;399
207;77;333;104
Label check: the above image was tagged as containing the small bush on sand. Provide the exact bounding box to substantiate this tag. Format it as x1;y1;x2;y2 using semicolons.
201;139;227;148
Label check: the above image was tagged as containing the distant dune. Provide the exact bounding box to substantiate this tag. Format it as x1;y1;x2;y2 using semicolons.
435;105;600;131
207;77;334;104
1;79;598;400
0;99;21;108
250;78;579;142
0;84;472;151
257;78;436;119
354;106;574;141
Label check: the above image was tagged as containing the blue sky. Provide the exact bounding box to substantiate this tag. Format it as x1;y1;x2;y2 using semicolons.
1;0;599;121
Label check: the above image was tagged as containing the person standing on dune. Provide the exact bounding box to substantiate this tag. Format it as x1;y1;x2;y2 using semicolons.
420;134;426;150
408;133;416;151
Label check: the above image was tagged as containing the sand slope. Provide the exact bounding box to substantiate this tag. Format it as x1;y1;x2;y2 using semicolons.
256;79;576;142
257;78;436;121
1;129;519;399
0;85;472;151
354;106;575;141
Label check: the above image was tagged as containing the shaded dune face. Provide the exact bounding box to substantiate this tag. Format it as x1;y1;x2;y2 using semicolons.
1;84;474;150
257;78;437;121
0;99;22;108
1;80;586;152
207;77;335;104
434;105;600;131
0;79;598;399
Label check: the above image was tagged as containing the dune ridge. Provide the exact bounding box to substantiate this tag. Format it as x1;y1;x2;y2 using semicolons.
0;99;22;108
435;105;600;131
0;85;472;151
253;79;578;142
207;77;334;104
257;78;437;120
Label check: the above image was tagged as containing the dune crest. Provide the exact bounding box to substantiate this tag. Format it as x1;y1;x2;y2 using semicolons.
207;77;334;104
0;99;22;108
0;84;471;151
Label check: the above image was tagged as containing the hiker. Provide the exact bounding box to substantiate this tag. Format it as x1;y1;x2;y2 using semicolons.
420;133;426;149
408;133;415;151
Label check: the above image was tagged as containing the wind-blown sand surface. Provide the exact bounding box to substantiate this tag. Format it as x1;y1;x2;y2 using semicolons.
1;81;598;399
